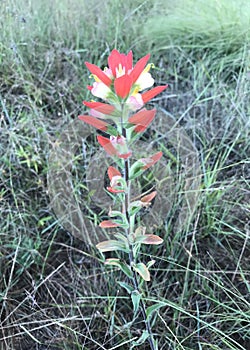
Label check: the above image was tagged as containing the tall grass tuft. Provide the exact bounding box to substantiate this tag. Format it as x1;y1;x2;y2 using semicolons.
143;0;250;78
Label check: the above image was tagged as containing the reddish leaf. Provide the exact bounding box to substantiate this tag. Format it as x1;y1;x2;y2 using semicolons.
141;191;157;204
141;151;163;169
117;152;132;159
99;220;120;228
107;186;124;193
135;234;163;245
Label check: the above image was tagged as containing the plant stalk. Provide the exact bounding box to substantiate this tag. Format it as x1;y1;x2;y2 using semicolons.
122;124;156;350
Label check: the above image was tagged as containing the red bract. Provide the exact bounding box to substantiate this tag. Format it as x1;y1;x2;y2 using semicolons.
78;115;108;131
130;53;150;84
83;101;115;115
141;191;157;204
114;74;133;99
85;62;112;87
99;220;120;228
97;135;117;156
141;85;168;103
107;186;124;194
108;49;133;77
108;166;122;180
97;135;132;159
141;151;163;169
107;166;124;193
128;108;156;133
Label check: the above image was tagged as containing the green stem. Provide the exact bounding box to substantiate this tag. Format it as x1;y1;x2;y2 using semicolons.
121;124;156;350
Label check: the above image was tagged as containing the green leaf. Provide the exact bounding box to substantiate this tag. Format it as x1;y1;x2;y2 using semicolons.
131;290;141;315
133;263;150;281
134;226;146;237
114;232;129;245
146;302;165;320
106;125;119;136
129;160;145;180
108;210;129;228
96;240;129;253
153;338;159;350
147;260;156;269
105;258;133;278
128;201;142;216
117;281;134;294
131;330;149;348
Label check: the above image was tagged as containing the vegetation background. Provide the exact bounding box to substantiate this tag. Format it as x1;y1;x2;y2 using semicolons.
0;0;249;349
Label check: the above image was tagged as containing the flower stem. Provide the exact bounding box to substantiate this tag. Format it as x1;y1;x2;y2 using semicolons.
122;126;156;350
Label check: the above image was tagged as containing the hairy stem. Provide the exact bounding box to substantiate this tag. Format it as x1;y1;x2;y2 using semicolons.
121;125;156;350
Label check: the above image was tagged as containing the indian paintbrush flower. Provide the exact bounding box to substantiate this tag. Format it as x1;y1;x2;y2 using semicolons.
79;49;167;350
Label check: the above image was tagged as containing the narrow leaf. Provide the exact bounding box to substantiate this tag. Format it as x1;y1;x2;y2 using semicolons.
146;302;165;320
131;290;141;315
83;101;115;115
141;151;163;170
105;259;133;278
147;260;156;269
131;330;149;347
128;201;142;217
114;74;133;99
128;108;156;133
129;159;145;180
130;53;150;83
117;281;134;294
97;135;118;156
140;191;157;204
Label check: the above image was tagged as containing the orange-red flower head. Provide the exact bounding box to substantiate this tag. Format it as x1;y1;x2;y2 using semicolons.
84;49;166;103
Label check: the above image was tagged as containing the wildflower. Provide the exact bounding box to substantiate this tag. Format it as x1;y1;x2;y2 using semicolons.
97;135;132;159
91;81;113;100
85;49;167;104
